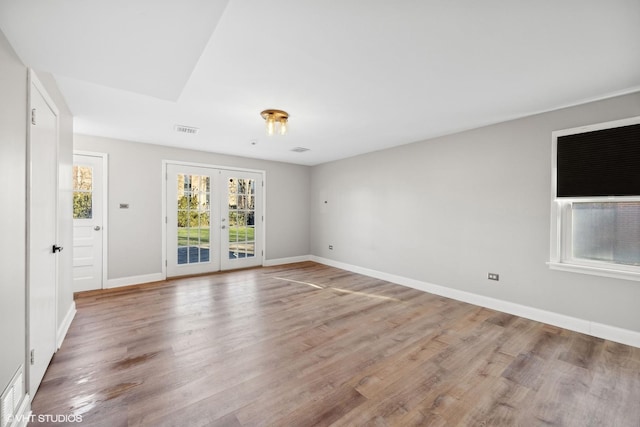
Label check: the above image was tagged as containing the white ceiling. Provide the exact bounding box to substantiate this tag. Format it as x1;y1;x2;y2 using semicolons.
1;0;639;166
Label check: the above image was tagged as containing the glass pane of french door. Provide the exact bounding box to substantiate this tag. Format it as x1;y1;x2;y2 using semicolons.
221;170;262;270
227;178;255;259
177;173;211;265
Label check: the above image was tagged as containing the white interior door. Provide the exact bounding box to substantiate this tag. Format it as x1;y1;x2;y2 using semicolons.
166;164;263;277
28;73;59;396
72;153;104;292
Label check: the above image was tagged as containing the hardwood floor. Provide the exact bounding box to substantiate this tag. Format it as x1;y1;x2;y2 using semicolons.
31;262;640;426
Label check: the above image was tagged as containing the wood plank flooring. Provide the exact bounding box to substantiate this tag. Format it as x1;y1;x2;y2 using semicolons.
30;262;640;426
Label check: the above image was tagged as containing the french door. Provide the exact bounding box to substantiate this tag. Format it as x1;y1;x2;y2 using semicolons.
166;164;263;277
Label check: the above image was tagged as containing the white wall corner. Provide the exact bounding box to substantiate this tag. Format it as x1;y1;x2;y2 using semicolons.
105;273;164;289
310;256;640;349
263;255;311;267
56;302;76;350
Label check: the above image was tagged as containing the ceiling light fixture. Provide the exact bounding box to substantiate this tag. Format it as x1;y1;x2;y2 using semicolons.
260;109;288;136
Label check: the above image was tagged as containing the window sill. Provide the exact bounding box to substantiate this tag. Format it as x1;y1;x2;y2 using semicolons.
547;261;640;282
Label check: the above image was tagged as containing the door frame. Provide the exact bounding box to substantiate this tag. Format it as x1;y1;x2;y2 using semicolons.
26;69;59;395
161;160;266;279
73;150;109;290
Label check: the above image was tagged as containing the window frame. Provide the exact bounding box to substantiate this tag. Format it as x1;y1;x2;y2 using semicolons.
549;116;640;282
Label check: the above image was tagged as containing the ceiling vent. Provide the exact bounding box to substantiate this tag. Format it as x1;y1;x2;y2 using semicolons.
291;147;310;153
174;125;199;135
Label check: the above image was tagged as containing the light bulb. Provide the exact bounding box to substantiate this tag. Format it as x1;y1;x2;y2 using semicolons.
266;115;275;136
279;117;288;135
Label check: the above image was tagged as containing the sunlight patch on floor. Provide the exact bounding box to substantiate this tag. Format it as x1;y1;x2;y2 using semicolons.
274;276;400;301
274;277;323;289
330;287;400;302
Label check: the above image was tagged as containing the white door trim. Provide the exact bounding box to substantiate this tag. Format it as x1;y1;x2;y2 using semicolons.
73;150;109;289
161;160;266;279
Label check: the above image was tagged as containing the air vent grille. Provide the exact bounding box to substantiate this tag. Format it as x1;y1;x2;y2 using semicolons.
1;365;23;427
174;125;199;135
291;147;310;153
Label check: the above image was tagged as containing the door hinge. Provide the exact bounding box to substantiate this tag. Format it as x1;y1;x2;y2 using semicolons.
31;108;36;125
165;216;168;224
30;349;35;365
165;259;167;267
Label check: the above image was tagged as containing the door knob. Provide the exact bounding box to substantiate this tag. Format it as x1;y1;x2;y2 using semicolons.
221;225;226;229
94;226;101;231
52;245;63;253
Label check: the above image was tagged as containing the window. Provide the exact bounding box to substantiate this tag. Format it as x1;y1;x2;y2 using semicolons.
549;117;640;281
73;165;93;219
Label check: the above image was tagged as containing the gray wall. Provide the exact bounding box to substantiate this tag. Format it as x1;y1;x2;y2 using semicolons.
0;28;27;392
310;92;640;332
74;135;310;280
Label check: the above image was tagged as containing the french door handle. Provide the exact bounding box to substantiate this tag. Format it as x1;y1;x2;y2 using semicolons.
52;245;63;253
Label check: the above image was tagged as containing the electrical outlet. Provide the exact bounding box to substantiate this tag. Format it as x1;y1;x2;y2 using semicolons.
328;245;333;250
488;273;499;281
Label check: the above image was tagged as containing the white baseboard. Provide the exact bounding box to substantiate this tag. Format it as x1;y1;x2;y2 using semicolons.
264;255;311;267
590;322;640;348
105;273;164;289
310;256;640;349
56;302;76;349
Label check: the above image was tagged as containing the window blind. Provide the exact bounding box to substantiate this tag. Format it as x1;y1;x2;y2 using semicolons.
556;123;640;197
